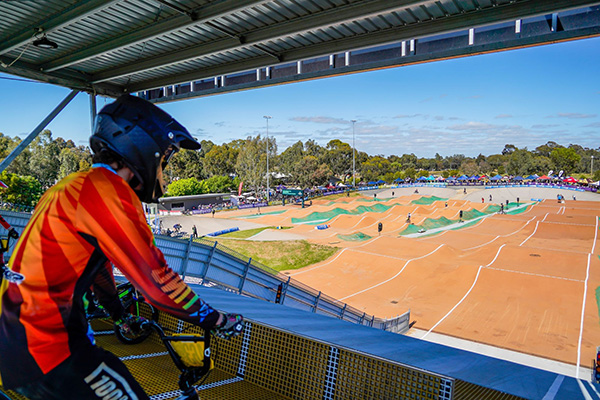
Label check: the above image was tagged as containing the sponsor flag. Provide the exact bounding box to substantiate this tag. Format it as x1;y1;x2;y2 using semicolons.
0;181;7;189
238;181;243;196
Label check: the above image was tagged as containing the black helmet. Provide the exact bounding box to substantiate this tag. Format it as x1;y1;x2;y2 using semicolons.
90;95;200;203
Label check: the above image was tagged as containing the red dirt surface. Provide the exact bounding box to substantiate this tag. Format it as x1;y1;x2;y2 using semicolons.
256;195;600;366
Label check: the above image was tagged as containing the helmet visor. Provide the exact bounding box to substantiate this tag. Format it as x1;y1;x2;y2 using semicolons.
152;145;178;201
162;144;178;170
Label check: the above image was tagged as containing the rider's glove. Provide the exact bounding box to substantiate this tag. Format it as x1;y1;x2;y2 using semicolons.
213;313;244;340
115;314;147;334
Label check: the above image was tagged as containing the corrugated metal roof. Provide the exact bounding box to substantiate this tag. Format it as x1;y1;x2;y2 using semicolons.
0;0;598;98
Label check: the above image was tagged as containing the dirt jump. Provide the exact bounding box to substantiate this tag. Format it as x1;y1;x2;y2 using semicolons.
230;187;600;372
169;186;600;372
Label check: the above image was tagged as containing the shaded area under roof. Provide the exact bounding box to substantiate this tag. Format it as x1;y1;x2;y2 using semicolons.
0;1;598;101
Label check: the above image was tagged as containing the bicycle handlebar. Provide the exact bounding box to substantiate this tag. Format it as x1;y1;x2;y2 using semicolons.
140;319;212;380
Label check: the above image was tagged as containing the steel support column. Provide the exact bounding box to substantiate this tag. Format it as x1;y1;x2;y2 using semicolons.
0;90;79;174
89;93;97;134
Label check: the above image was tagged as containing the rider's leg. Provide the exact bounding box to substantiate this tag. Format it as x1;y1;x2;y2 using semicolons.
15;343;149;400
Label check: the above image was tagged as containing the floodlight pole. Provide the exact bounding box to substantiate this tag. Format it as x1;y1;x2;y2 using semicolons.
264;115;272;203
0;89;79;174
592;155;594;176
351;120;356;188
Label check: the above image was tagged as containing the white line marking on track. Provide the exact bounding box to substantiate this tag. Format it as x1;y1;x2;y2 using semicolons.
462;216;537;251
542;212;550;222
541;375;564;400
422;265;483;339
463;235;499;251
586;380;600;398
339;244;445;301
577;379;594;400
576;253;591;380
422;244;506;339
290;235;383;275
519;221;539;246
591;217;598;255
484;266;583;283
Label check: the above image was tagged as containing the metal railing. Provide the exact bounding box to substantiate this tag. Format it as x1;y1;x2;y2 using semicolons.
1;210;410;333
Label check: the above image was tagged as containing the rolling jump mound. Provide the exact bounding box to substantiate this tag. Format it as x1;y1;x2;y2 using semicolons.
267;191;600;370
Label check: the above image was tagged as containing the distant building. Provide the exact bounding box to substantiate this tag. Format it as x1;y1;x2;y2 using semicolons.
158;193;231;211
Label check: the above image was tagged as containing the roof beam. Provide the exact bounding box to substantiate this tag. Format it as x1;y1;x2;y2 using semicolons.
126;0;600;93
0;0;119;56
41;0;272;72
0;56;123;97
90;0;430;83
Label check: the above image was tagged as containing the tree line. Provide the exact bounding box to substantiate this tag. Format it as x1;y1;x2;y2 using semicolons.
0;129;598;205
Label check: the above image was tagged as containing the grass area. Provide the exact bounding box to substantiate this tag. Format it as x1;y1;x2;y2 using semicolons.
218;226;291;239
202;238;338;272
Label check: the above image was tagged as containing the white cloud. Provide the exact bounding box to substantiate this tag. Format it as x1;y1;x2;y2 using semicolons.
547;112;597;119
290;116;348;124
393;114;422;119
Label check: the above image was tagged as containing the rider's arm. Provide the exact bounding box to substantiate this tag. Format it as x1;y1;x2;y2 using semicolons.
91;261;125;321
76;170;220;330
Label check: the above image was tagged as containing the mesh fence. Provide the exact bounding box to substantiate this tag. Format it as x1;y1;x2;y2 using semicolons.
4;211;410;333
336;232;372;241
291;203;393;224
410;196;448;205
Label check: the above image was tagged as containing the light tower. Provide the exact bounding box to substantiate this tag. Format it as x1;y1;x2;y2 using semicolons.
351;120;357;188
264;115;272;202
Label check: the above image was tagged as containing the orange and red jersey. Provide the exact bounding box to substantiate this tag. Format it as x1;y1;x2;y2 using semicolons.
0;166;219;389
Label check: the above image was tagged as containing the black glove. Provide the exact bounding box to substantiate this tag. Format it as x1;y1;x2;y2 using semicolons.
115;313;147;334
213;313;244;340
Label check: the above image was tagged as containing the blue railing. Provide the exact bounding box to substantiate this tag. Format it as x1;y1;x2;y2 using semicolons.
1;209;410;333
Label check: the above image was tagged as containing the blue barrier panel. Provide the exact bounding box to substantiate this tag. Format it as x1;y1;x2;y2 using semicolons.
316;224;329;230
207;227;239;237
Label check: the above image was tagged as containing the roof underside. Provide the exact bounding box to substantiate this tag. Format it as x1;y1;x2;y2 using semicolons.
1;0;599;103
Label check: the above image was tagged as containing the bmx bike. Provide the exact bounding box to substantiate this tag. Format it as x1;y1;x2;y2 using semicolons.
86;281;159;344
141;319;214;400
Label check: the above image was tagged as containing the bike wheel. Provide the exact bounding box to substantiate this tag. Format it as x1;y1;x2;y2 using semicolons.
114;293;159;345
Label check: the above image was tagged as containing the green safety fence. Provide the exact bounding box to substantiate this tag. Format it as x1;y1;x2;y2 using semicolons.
410;196;448;205
237;210;287;219
505;205;531;215
337;232;372;241
461;209;487;220
451;219;481;230
291;203;393;224
399;223;422;235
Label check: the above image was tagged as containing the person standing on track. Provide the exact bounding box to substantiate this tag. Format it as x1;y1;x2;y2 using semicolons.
0;95;244;400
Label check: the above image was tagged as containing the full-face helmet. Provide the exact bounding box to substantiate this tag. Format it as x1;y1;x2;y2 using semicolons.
90;95;200;203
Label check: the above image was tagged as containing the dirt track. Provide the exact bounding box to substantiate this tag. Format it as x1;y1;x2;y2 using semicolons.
223;187;600;368
163;186;600;368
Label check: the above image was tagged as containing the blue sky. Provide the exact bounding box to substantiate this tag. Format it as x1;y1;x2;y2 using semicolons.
1;36;598;158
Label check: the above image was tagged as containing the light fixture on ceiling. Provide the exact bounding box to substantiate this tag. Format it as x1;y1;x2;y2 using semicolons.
33;33;58;49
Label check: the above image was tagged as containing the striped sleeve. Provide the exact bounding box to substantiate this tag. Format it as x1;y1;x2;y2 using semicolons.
75;169;219;329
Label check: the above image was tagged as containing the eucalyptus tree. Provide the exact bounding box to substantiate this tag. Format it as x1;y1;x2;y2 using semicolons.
203;143;239;177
